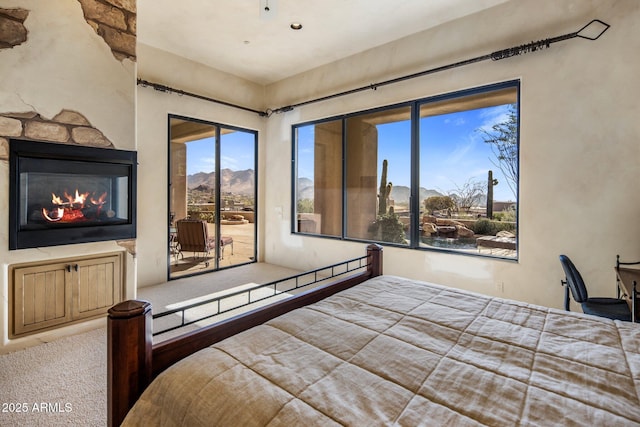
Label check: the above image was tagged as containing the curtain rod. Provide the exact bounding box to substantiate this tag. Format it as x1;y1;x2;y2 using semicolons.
136;79;269;116
269;19;609;114
137;19;609;118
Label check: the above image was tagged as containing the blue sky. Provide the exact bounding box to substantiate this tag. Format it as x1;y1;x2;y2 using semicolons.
417;104;513;201
297;103;516;202
185;103;517;202
186;131;256;175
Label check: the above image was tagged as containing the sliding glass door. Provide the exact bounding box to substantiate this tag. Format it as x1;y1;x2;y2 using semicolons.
168;115;257;279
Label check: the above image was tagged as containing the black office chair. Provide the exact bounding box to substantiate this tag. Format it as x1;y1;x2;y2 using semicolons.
559;255;631;321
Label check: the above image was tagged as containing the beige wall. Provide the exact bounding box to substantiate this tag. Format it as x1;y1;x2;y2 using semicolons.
135;43;266;287
0;0;136;352
261;0;640;309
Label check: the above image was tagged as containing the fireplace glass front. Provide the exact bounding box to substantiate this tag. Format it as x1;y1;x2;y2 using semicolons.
9;140;137;249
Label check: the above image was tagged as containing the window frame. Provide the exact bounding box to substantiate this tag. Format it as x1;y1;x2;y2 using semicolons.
168;114;259;280
291;80;520;260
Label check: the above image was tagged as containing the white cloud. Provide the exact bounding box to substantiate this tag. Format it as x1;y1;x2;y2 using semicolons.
444;117;467;126
477;104;511;133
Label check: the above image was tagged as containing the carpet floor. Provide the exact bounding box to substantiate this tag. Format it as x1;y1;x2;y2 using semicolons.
0;327;107;427
0;262;307;426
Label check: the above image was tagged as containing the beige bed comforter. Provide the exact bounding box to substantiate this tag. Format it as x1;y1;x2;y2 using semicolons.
123;275;640;426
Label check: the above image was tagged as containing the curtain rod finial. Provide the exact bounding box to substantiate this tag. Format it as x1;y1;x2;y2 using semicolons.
577;19;610;40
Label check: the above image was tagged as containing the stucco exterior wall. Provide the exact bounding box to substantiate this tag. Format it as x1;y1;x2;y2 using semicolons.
261;0;640;309
0;0;135;353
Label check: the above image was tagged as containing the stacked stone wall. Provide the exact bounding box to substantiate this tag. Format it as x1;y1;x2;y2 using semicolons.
1;2;135;60
78;0;136;61
0;8;28;49
0;110;114;160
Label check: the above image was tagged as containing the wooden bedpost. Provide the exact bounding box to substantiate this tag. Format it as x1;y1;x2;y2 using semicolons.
108;300;152;427
367;243;383;277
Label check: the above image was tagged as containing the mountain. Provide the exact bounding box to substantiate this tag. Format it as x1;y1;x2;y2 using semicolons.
296;179;442;205
187;169;255;195
391;185;443;205
297;177;314;200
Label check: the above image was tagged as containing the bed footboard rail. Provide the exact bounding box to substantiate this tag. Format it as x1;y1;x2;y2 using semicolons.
108;244;382;427
154;246;377;336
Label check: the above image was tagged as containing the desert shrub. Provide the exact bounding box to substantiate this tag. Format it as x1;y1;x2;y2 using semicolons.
472;219;494;235
470;218;516;236
297;198;314;213
493;209;516;222
368;212;407;244
187;209;215;223
204;212;216;223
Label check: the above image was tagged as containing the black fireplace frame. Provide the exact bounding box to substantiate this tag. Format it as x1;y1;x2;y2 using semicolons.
9;139;137;250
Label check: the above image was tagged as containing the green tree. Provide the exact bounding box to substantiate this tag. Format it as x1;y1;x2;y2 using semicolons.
424;195;455;215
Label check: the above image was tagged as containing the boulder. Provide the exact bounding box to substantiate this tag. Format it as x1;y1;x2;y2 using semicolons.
422;222;437;235
436;226;457;237
456;225;474;238
422;214;437;224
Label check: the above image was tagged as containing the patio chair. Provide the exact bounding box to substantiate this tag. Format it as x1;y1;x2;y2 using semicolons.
176;219;233;266
220;235;234;259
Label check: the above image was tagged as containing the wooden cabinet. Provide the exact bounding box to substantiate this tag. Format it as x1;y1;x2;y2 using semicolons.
11;252;124;337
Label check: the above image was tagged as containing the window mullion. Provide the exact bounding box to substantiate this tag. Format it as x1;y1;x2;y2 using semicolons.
410;103;420;249
341;118;347;240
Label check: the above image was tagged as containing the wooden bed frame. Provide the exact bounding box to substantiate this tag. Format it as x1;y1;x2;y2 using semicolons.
107;244;382;427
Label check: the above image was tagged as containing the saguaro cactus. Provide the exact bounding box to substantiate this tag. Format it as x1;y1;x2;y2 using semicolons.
487;170;498;219
378;159;393;215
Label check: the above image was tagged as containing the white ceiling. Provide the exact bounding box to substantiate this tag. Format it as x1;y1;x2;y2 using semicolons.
137;0;509;86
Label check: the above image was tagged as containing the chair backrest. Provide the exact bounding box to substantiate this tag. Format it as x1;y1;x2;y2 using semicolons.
559;255;589;303
176;219;210;253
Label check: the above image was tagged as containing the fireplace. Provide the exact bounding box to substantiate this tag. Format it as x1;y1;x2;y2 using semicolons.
9;139;137;249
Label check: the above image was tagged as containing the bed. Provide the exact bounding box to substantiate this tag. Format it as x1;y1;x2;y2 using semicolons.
108;244;640;426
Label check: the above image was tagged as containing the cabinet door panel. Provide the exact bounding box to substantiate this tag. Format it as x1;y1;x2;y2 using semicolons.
14;264;70;335
74;255;122;319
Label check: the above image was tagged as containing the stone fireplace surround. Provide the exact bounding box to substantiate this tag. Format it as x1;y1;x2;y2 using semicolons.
0;109;137;351
0;110;114;155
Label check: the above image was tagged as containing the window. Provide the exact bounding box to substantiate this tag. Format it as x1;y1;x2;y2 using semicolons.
294;119;342;236
293;81;519;259
169;115;257;279
345;107;411;243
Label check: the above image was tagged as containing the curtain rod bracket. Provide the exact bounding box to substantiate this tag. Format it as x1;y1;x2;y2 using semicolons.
273;106;294;114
